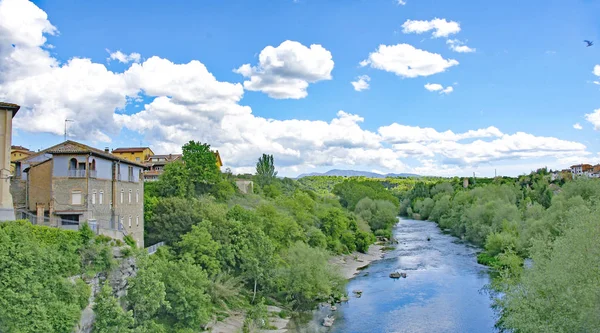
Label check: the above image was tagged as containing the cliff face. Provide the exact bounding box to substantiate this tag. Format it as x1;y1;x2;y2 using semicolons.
74;248;137;333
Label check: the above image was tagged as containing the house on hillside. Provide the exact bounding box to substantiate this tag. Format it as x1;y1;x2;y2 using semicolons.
111;147;155;164
570;164;593;177
11;141;145;247
10;145;33;173
142;150;223;182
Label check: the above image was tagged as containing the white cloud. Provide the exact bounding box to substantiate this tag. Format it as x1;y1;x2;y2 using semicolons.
397;0;406;5
573;123;583;130
424;83;453;94
361;43;458;78
585;109;600;130
234;40;334;99
594;65;600;77
401;18;460;38
107;50;141;64
0;0;593;177
446;39;476;53
351;75;370;91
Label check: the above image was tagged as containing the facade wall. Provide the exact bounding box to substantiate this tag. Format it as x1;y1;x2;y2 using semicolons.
10;179;27;208
112;149;152;163
114;180;144;247
87;178;114;225
94;158;113;179
27;161;53;211
52;178;89;218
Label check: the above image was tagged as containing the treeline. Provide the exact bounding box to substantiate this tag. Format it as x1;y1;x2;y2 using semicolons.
397;168;600;332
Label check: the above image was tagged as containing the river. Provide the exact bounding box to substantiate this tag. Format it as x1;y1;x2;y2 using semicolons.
293;218;497;333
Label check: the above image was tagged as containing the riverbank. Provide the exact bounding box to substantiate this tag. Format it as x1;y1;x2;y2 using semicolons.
330;244;385;279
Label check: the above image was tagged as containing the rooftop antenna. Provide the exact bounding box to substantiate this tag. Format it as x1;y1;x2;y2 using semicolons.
64;119;74;141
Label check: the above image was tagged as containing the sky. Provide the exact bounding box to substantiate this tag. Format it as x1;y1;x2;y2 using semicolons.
1;0;600;177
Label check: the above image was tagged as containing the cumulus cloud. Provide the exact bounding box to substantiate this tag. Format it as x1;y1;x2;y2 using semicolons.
585;109;600;130
594;65;600;77
234;40;334;99
351;75;370;91
446;39;475;53
360;43;458;78
401;18;460;38
397;0;406;5
573;123;583;130
0;0;592;176
424;83;453;94
107;50;141;64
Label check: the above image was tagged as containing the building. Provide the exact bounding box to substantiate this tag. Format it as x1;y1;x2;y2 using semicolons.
142;151;223;182
143;154;182;182
235;179;254;194
0;102;20;221
11;141;145;247
10;145;33;174
570;164;593;177
111;147;154;164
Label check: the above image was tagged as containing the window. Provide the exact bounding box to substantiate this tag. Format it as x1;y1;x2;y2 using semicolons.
136;216;139;226
69;158;77;170
71;190;82;205
128;189;132;203
136;157;140;162
99;191;104;204
120;217;124;228
92;190;96;205
136;190;139;203
120;189;124;204
128;166;134;182
128;216;132;228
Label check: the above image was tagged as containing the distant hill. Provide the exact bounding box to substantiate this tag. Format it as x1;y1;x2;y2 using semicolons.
296;169;420;179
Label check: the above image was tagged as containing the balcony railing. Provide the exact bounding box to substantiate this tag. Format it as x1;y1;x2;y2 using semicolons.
128;175;135;182
68;170;86;178
89;170;97;178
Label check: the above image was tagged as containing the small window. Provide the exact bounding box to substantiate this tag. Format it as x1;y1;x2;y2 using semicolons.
136;215;139;226
128;216;132;228
69;158;77;170
136;157;140;162
99;191;104;205
120;216;124;227
128;190;132;203
136;190;139;203
72;190;82;205
92;190;96;205
120;189;124;204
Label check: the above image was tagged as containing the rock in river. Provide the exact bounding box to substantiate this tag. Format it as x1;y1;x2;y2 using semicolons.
323;316;335;327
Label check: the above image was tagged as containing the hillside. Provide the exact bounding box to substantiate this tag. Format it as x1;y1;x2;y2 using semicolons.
296;169;420;179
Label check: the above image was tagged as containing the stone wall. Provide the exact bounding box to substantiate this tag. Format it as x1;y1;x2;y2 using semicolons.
27;160;53;211
114;180;144;247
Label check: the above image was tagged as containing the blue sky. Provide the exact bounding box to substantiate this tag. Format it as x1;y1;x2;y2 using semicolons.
2;0;600;176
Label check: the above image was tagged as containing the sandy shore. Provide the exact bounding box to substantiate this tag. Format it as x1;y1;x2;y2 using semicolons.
331;244;385;279
209;306;290;333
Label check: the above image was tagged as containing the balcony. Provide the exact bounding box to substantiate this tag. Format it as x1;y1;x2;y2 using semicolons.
89;170;97;178
128;175;135;182
68;170;86;178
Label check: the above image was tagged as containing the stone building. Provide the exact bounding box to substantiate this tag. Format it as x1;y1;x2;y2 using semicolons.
12;140;145;247
0;102;19;221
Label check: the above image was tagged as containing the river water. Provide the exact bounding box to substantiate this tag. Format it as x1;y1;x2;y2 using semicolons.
294;218;497;333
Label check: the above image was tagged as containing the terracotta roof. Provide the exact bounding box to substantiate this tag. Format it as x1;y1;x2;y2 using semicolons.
42;141;145;167
11;145;31;152
112;147;153;153
0;102;20;117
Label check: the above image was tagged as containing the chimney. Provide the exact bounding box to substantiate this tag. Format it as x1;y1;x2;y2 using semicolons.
105;147;109;153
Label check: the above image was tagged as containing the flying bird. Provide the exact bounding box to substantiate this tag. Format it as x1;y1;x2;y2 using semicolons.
584;40;594;47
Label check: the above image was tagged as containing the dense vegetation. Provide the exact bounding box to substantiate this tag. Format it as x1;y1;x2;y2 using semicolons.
0;221;117;332
121;142;399;332
396;168;600;332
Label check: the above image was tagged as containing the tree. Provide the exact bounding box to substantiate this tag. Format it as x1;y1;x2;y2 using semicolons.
126;258;168;326
157;161;192;198
144;197;202;245
182;141;220;195
93;284;134;333
256;154;277;186
177;223;221;276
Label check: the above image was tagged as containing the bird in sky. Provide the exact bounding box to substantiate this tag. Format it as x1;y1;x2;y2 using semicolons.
584;40;594;47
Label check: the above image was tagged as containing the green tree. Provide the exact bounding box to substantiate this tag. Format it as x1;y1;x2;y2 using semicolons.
157;161;192;198
256;154;277;186
182;141;220;194
93;284;134;333
177;223;221;276
126;258;168;326
145;197;202;245
277;242;345;310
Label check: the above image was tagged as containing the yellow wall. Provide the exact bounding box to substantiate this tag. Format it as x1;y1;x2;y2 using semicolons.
11;149;31;162
112;148;154;163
